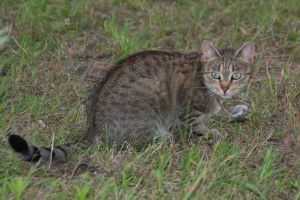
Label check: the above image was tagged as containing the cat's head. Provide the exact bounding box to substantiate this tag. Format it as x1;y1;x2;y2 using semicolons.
201;41;255;99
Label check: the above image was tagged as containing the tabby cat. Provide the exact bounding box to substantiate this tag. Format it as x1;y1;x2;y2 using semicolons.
8;41;255;162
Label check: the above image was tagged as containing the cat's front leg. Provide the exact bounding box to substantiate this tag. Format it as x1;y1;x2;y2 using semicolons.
181;110;220;139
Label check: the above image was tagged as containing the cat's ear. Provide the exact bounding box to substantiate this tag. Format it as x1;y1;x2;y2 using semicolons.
234;42;256;64
202;40;221;62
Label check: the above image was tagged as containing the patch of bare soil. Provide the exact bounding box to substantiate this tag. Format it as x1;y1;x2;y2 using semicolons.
62;38;114;85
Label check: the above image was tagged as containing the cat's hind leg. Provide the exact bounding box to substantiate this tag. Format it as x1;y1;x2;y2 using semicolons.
153;124;174;143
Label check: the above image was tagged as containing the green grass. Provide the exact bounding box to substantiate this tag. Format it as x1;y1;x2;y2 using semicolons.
0;0;299;199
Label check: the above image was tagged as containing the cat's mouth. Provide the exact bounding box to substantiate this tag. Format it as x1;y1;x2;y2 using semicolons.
214;91;234;99
206;86;235;99
219;93;232;99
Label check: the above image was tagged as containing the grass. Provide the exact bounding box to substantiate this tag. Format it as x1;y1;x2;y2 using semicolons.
0;0;299;199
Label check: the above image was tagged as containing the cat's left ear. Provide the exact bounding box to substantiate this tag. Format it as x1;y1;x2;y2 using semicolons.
234;42;256;64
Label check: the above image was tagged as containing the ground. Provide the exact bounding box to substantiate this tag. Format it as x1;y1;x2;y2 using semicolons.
0;0;299;199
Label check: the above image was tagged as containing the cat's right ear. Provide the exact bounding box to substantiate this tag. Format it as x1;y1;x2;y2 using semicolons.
202;40;221;62
234;42;255;64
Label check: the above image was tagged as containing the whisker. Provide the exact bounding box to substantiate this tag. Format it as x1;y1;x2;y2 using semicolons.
194;91;210;98
201;92;214;98
195;90;214;99
201;90;213;96
193;86;209;89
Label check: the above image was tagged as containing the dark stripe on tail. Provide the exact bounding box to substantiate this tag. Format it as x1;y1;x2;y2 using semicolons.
42;147;57;159
24;146;41;162
43;147;51;152
56;146;67;157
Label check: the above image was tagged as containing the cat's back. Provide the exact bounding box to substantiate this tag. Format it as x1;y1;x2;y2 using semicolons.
92;50;200;96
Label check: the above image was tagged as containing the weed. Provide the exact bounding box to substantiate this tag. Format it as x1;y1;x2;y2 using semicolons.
9;177;29;200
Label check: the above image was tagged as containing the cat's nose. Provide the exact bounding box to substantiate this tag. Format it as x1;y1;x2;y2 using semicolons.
220;82;230;92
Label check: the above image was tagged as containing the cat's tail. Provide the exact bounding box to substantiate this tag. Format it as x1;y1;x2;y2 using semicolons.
8;134;75;163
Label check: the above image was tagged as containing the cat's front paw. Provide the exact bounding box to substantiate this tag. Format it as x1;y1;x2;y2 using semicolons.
192;126;221;140
202;129;221;140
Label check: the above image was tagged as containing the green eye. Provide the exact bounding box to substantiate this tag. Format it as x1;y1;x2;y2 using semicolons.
232;72;242;80
211;71;220;79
